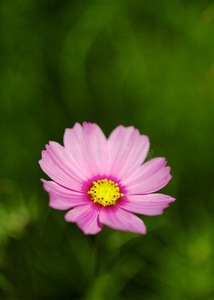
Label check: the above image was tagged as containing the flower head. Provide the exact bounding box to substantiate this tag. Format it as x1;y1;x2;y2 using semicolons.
39;122;175;235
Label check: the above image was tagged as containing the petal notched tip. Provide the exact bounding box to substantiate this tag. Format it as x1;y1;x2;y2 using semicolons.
64;203;103;235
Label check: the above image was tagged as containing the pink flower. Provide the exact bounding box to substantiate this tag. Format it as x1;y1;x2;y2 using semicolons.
39;122;175;235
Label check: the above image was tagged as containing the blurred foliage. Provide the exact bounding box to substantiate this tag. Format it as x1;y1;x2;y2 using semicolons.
0;0;214;299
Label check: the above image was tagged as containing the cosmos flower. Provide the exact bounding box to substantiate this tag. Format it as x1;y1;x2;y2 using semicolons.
39;122;175;235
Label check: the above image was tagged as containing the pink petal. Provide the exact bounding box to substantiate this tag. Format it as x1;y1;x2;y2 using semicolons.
63;122;108;177
48;141;89;181
106;125;150;180
39;142;85;191
99;205;146;234
41;179;83;196
82;122;108;176
42;180;89;210
121;157;167;185
118;194;175;216
124;159;172;194
65;203;103;235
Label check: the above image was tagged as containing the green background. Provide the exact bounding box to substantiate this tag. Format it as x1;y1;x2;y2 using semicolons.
0;0;214;299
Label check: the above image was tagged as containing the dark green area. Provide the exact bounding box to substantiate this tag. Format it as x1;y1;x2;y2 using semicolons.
0;0;214;299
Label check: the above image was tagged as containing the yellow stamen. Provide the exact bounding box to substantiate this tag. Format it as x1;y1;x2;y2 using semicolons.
88;179;124;206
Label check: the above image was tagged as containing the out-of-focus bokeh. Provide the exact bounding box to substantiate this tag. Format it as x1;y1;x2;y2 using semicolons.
0;0;214;299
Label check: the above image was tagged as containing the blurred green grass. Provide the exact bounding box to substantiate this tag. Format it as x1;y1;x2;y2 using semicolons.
0;0;214;299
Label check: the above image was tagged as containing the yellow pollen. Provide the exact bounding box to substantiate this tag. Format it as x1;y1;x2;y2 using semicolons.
88;179;124;206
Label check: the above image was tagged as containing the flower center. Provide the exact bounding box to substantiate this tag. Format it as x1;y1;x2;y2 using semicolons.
88;179;124;206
